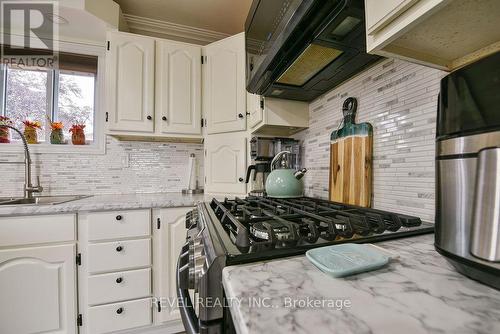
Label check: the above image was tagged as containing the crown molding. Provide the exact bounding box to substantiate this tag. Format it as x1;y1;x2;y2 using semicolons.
122;14;231;45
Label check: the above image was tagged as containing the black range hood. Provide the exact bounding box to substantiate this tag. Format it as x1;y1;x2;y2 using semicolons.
245;0;381;102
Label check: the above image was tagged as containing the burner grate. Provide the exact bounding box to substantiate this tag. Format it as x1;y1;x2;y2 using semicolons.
209;196;423;252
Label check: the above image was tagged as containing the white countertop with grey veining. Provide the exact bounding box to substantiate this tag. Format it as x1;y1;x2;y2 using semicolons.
222;234;500;334
0;192;216;216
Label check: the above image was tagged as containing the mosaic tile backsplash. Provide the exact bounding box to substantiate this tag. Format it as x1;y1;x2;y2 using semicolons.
295;58;446;222
0;137;204;197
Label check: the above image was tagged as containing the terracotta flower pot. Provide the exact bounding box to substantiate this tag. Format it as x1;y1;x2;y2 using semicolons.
0;126;10;143
71;129;86;145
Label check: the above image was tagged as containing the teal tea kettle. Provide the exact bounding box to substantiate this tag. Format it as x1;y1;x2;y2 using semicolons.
265;151;307;198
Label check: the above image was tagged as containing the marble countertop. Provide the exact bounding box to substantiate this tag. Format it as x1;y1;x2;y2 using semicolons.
222;234;500;334
0;192;215;216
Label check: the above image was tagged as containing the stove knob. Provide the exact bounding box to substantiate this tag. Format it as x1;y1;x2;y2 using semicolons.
187;238;203;290
185;209;198;229
193;255;206;288
189;243;204;263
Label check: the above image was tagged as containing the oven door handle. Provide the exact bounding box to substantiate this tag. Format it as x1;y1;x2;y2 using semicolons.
177;251;199;334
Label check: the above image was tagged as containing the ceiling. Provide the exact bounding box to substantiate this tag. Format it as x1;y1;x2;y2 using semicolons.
114;0;253;35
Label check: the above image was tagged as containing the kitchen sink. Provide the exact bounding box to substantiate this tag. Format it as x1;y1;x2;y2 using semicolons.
0;195;91;206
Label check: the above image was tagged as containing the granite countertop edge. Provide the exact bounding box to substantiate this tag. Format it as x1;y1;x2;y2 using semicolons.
0;192;214;216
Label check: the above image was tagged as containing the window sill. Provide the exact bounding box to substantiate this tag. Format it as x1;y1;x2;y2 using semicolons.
0;141;105;155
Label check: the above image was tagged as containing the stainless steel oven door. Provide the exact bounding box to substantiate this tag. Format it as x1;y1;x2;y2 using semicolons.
177;243;199;334
177;243;224;334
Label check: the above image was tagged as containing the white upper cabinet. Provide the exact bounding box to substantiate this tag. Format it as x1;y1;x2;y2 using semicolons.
247;93;263;129
0;244;77;334
107;31;155;133
204;133;247;194
365;0;500;71
156;40;202;135
203;33;246;134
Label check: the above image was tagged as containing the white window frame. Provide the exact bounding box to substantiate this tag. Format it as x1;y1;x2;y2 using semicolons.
0;38;106;155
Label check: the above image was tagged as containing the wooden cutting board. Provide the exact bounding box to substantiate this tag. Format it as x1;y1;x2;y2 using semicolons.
329;97;373;207
329;135;372;207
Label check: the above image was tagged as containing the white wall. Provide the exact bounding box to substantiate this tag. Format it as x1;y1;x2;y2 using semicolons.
296;58;446;222
0;137;204;197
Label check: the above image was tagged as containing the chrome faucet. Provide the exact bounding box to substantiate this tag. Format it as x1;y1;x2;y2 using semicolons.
0;125;43;198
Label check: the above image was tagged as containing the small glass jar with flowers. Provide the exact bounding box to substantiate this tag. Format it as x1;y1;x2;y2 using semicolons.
69;124;86;145
49;121;65;144
22;120;42;144
0;116;12;143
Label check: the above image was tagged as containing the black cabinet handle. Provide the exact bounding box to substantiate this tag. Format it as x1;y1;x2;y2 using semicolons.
238;177;244;182
238;113;244;119
116;215;122;221
116;307;123;314
116;246;123;252
162;116;167;121
116;277;123;284
147;115;152;120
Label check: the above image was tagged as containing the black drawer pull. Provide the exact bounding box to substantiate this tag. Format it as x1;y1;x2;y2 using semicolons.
116;215;122;221
116;246;123;252
116;307;123;314
162;116;167;121
147;115;152;120
116;277;123;284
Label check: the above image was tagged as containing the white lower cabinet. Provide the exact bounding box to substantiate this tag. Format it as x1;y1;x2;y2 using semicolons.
87;298;153;334
78;208;187;334
78;209;154;334
87;268;151;305
0;208;190;334
0;215;77;334
153;207;192;324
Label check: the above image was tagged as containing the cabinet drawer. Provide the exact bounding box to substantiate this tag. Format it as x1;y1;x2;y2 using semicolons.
88;268;151;305
0;214;75;247
85;209;151;241
88;238;151;274
88;298;152;334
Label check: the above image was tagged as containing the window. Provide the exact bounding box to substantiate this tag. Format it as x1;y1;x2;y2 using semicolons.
0;51;97;144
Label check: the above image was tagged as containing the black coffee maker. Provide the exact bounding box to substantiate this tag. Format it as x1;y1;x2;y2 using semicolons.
245;162;271;196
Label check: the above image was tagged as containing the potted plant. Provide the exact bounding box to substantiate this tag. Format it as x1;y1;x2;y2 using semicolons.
0;116;12;143
69;124;86;145
49;121;65;144
22;120;42;144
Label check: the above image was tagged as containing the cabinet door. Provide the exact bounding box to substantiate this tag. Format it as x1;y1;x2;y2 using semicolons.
0;244;77;334
107;32;155;133
365;0;419;34
247;93;263;129
205;133;247;194
156;40;202;135
153;207;192;324
203;33;246;134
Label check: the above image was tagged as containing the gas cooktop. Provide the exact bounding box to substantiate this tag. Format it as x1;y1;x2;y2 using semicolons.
200;196;434;264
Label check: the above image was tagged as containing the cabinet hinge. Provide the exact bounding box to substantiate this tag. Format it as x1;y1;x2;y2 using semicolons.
201;55;204;64
260;97;265;110
107;41;110;51
157;300;162;313
201;118;204;128
77;314;83;326
105;112;109;122
156;218;161;229
204;149;206;157
76;253;81;266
